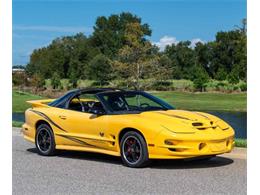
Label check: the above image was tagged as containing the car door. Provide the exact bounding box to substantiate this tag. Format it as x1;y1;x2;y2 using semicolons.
55;93;115;151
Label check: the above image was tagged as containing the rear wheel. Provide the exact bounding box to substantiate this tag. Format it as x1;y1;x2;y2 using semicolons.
35;124;56;156
120;131;149;168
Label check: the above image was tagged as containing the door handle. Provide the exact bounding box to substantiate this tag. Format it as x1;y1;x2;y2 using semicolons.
59;115;67;120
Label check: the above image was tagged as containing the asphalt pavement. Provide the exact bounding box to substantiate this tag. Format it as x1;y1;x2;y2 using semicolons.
13;128;246;195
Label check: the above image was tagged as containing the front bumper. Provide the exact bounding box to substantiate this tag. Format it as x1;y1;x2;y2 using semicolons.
148;128;235;159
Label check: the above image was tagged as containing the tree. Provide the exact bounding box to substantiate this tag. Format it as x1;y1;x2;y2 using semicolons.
154;55;173;81
165;41;195;79
27;33;99;80
87;54;112;85
215;66;228;81
112;22;158;89
90;12;152;57
69;65;79;88
12;65;25;69
25;14;246;90
227;67;240;84
194;42;211;77
235;18;247;34
209;28;246;81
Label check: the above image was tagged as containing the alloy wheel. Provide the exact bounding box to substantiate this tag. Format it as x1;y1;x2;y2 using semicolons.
122;136;142;165
37;128;51;153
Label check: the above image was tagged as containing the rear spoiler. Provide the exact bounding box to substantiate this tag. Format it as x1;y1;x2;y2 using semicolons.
26;99;55;108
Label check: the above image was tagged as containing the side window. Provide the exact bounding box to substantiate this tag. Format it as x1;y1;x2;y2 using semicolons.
125;95;159;108
68;96;84;112
68;93;105;113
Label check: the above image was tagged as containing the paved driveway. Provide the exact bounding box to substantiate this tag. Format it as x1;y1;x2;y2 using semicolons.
13;128;246;195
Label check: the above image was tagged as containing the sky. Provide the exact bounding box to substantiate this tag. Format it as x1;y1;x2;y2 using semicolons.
13;0;246;65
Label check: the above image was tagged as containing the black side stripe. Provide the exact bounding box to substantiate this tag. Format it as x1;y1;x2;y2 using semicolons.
30;110;67;132
157;112;193;121
56;134;107;150
58;134;114;143
195;112;210;120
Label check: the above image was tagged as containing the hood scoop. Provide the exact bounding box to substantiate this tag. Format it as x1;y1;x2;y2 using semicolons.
192;122;203;127
192;121;216;130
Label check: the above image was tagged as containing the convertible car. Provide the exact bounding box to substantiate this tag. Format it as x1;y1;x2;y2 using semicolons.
22;88;234;168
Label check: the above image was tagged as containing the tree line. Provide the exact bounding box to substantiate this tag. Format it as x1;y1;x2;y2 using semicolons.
22;12;246;91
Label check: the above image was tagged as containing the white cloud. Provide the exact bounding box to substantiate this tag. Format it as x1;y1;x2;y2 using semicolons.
153;36;179;51
13;25;93;33
154;36;205;51
190;38;204;48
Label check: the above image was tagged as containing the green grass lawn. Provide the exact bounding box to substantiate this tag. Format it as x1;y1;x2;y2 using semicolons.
151;91;246;112
12;121;24;127
234;138;247;148
12;90;44;113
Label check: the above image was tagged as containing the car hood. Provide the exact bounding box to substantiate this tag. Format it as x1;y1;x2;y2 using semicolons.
138;110;224;133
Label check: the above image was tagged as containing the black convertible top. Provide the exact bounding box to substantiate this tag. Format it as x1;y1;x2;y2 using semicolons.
48;88;127;108
48;88;174;114
77;88;125;94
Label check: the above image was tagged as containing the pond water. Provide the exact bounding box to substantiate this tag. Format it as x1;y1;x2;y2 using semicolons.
12;111;247;139
12;113;25;123
206;111;247;139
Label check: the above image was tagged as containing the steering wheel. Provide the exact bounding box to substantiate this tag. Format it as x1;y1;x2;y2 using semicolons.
76;96;85;112
140;103;150;108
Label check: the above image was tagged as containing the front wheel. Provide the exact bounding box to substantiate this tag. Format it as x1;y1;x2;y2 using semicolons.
35;124;56;156
120;131;149;168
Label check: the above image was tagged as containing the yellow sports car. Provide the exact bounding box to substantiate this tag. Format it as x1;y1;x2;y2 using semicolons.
22;88;234;168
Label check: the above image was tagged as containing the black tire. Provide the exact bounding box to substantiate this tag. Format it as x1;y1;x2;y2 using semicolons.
35;124;56;156
120;131;149;168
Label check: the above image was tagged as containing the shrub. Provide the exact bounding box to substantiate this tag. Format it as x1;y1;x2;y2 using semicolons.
240;83;247;92
91;81;110;87
51;72;61;89
151;80;172;91
238;81;247;92
228;72;240;84
216;81;228;91
223;84;234;93
109;80;131;89
77;80;94;89
12;72;29;86
44;79;52;89
171;80;194;91
205;80;219;92
60;79;71;90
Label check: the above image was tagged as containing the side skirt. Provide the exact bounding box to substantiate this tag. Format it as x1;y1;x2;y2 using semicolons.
55;145;120;157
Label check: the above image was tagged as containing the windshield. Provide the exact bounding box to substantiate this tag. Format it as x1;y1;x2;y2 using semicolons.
98;91;174;113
